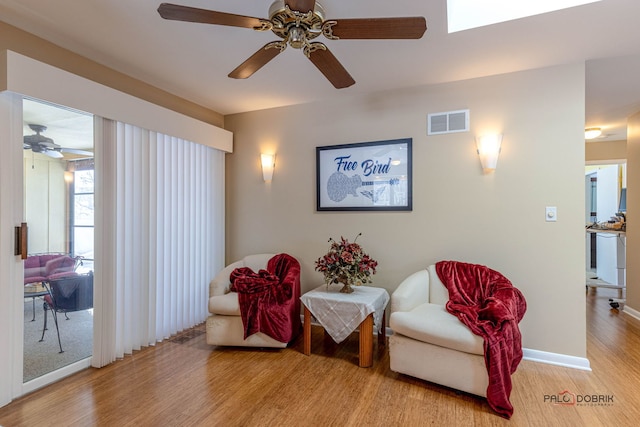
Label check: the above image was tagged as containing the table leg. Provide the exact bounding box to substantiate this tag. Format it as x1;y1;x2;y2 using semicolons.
303;306;311;356
359;313;374;368
378;309;386;347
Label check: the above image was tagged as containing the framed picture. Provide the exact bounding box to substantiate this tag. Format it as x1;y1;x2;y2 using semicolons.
316;138;412;211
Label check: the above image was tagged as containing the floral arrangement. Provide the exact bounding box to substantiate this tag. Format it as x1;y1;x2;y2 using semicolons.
315;233;378;293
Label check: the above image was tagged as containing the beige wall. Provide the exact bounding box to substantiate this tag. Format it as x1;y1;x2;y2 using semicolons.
586;139;627;163
225;63;588;358
23;153;67;254
626;112;640;312
0;20;224;128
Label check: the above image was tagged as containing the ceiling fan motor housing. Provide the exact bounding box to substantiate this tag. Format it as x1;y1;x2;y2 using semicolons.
28;124;47;134
268;0;325;48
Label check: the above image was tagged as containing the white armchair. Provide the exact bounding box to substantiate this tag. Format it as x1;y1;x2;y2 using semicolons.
206;253;301;348
389;265;488;397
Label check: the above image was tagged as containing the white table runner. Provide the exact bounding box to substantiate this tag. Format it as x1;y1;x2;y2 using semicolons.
300;285;390;343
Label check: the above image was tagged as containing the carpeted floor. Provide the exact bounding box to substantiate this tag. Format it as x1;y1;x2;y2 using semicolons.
23;298;93;382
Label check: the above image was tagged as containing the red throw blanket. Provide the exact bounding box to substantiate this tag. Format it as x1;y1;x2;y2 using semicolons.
435;261;526;419
230;254;301;343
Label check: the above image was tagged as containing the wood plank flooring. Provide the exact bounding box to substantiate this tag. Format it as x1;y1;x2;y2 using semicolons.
2;287;640;426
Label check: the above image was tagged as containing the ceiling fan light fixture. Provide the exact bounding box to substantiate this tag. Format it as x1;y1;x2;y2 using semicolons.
585;127;602;139
288;26;306;49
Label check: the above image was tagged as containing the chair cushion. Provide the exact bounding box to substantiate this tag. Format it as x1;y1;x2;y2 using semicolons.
38;254;61;267
24;275;47;285
44;256;75;277
390;302;484;355
24;256;42;270
25;256;46;280
48;271;79;280
209;292;241;316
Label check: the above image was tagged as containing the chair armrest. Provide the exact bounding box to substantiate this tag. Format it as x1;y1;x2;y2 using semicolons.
209;261;243;297
391;270;430;313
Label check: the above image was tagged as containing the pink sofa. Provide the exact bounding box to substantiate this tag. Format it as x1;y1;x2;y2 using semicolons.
24;254;79;285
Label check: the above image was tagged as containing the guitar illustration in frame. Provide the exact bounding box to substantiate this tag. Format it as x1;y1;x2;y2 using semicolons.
316;138;412;211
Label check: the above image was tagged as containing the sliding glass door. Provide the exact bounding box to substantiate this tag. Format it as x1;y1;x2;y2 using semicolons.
22;98;95;385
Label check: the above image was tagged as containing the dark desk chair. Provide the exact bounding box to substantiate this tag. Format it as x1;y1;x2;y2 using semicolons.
40;272;93;353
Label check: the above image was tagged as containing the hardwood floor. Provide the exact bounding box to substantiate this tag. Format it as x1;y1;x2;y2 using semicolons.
2;287;640;426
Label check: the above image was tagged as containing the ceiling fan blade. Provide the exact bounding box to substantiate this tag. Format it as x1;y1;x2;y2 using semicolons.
285;0;316;13
158;3;268;29
307;44;355;89
323;17;427;39
60;148;94;156
229;42;286;79
24;135;55;145
42;150;64;159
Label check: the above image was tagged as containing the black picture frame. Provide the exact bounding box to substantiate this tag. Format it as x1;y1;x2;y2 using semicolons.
316;138;412;211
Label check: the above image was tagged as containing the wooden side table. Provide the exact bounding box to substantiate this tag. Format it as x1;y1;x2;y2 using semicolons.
300;285;389;367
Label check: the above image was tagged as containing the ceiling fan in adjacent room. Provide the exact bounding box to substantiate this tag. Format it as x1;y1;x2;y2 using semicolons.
157;1;427;88
23;124;93;159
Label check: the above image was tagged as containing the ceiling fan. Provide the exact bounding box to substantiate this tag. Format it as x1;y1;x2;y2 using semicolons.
23;124;93;159
157;1;427;88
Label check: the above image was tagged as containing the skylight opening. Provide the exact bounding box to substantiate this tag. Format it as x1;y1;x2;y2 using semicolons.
447;0;601;33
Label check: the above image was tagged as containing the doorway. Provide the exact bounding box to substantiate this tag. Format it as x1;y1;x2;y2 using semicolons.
585;163;626;299
22;98;95;384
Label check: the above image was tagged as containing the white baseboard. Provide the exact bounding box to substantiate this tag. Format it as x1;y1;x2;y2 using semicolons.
623;305;640;322
522;348;591;371
323;324;591;372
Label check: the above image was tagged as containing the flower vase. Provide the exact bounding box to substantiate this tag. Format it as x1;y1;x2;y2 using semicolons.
340;283;354;293
338;277;354;294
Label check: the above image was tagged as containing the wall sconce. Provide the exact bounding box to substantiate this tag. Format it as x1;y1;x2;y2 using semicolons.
64;171;74;183
476;134;503;173
261;153;276;182
584;127;602;139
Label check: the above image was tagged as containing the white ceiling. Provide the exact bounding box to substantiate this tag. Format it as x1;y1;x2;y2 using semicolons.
22;99;93;152
5;0;640;143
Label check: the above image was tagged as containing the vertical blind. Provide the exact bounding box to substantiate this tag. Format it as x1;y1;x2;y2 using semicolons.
93;119;225;366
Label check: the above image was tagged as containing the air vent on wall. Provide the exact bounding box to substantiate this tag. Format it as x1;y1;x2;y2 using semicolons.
427;109;470;135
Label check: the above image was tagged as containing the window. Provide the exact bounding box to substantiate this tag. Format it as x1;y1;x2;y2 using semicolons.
69;160;94;272
447;0;601;33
